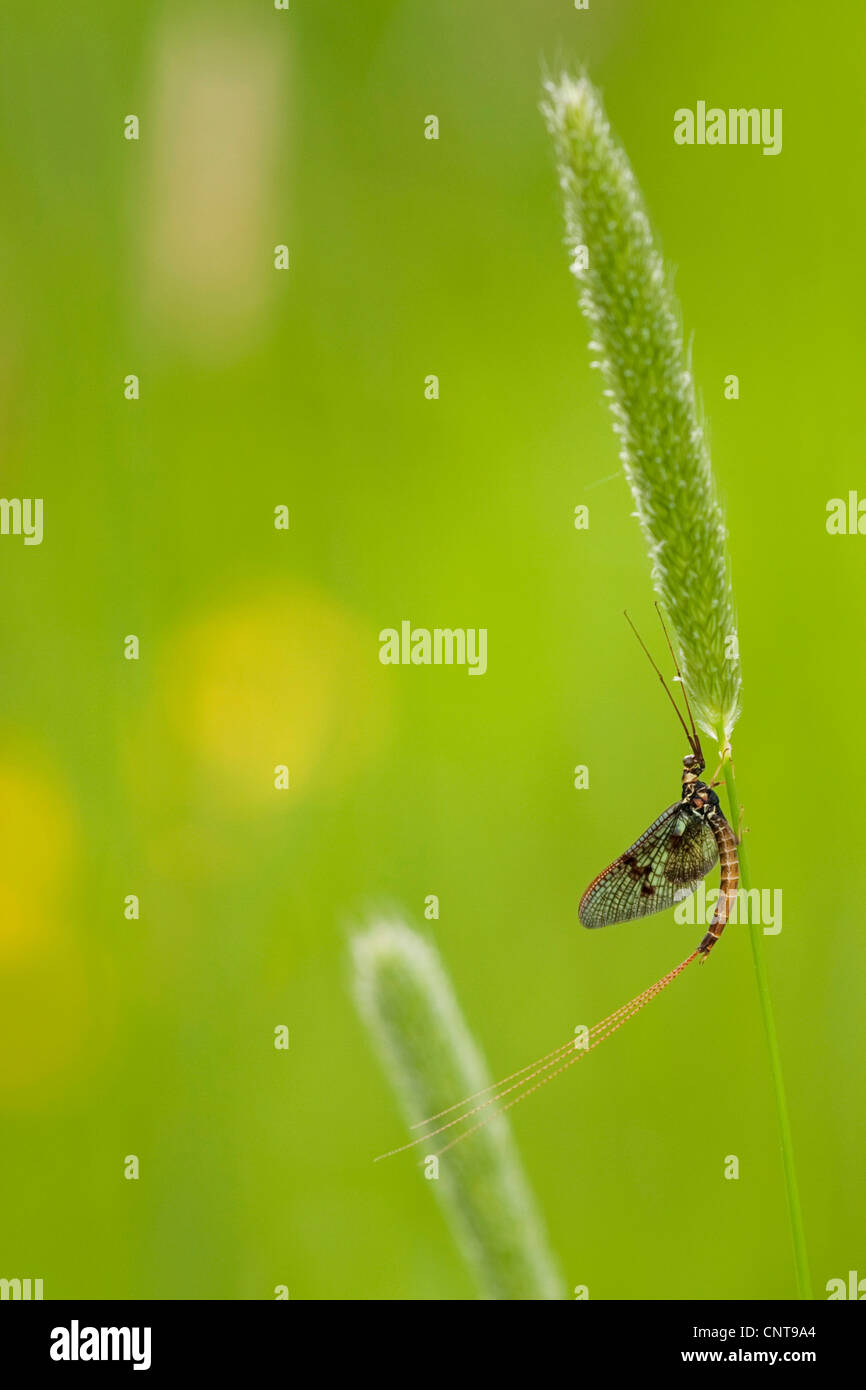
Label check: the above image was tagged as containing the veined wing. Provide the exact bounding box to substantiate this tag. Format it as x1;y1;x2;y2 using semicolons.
579;801;719;928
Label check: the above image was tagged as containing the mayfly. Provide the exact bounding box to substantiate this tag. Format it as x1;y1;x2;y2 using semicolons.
579;607;739;959
374;609;739;1163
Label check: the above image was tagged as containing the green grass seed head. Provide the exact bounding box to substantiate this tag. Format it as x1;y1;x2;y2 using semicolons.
541;73;741;747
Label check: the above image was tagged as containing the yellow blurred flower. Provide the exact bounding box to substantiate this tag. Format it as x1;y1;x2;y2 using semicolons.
158;585;391;810
0;761;92;1100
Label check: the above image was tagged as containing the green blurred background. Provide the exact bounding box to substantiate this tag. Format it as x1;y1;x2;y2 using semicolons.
0;0;863;1300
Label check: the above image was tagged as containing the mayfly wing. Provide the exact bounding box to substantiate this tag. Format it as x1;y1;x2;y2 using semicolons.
579;802;719;928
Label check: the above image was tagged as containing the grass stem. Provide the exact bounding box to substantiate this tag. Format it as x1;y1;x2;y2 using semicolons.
723;760;813;1300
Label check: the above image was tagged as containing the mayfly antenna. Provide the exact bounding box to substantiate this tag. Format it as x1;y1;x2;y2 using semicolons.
652;601;703;761
622;610;698;757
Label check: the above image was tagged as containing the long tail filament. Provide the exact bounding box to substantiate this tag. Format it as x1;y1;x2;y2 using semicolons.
374;949;698;1162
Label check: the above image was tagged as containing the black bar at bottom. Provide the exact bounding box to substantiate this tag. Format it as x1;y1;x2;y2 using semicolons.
0;1297;859;1375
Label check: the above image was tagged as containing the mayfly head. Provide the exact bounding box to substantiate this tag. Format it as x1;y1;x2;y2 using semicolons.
682;748;705;785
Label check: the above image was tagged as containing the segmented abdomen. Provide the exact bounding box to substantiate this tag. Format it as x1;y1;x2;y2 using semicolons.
698;812;739;956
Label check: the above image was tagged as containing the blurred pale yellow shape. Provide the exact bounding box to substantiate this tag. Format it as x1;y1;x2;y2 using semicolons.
160;586;391;809
0;763;92;1100
140;15;285;356
0;768;74;963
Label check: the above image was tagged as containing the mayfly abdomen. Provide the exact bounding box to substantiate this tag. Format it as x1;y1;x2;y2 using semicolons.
697;812;739;957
